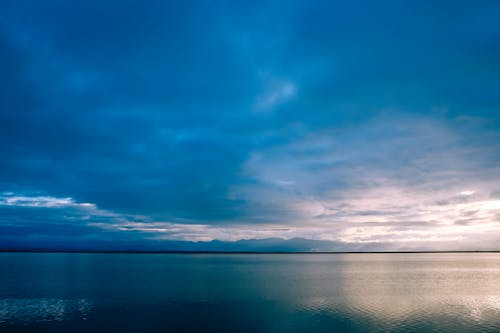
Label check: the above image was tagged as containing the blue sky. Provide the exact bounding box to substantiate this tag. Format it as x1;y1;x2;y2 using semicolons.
1;0;500;251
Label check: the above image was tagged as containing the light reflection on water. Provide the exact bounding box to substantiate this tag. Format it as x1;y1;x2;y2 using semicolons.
294;254;500;330
0;253;499;332
0;298;92;324
341;254;500;318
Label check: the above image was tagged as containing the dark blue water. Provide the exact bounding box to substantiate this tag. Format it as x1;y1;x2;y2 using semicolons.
1;253;499;332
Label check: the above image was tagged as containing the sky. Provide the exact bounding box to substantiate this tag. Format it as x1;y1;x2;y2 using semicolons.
1;0;500;251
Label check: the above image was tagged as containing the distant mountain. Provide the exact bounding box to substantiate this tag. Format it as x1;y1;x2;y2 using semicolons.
0;237;385;252
1;237;494;252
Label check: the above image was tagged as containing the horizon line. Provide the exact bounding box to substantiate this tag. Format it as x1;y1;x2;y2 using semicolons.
1;250;499;254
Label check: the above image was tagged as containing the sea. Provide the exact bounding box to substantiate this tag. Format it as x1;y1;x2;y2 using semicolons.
0;252;499;332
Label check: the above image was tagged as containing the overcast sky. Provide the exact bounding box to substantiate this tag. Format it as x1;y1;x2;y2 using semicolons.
1;0;500;251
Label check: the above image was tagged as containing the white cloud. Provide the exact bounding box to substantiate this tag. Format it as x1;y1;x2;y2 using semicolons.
459;190;475;196
0;193;95;209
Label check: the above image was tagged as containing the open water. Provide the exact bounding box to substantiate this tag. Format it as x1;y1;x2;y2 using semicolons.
1;252;499;332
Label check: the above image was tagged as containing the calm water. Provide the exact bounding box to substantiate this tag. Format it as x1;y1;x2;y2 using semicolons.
1;253;500;332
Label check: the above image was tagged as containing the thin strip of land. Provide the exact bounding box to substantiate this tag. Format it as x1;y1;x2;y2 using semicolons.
0;250;498;254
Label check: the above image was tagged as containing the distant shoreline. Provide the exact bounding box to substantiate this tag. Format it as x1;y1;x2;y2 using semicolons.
0;250;499;254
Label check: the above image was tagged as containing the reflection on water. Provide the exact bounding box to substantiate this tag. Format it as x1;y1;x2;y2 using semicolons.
0;298;91;324
294;254;500;331
0;253;499;332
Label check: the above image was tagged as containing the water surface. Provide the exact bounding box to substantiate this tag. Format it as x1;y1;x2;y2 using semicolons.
1;253;499;332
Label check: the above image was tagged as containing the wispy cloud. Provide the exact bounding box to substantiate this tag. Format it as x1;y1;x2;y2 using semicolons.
229;113;500;247
254;74;297;112
0;192;95;209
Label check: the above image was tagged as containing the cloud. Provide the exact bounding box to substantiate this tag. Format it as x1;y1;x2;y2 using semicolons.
230;113;500;247
254;75;297;112
0;0;499;250
0;192;95;209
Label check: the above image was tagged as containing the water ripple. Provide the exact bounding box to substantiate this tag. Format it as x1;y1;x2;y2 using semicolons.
0;298;92;325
